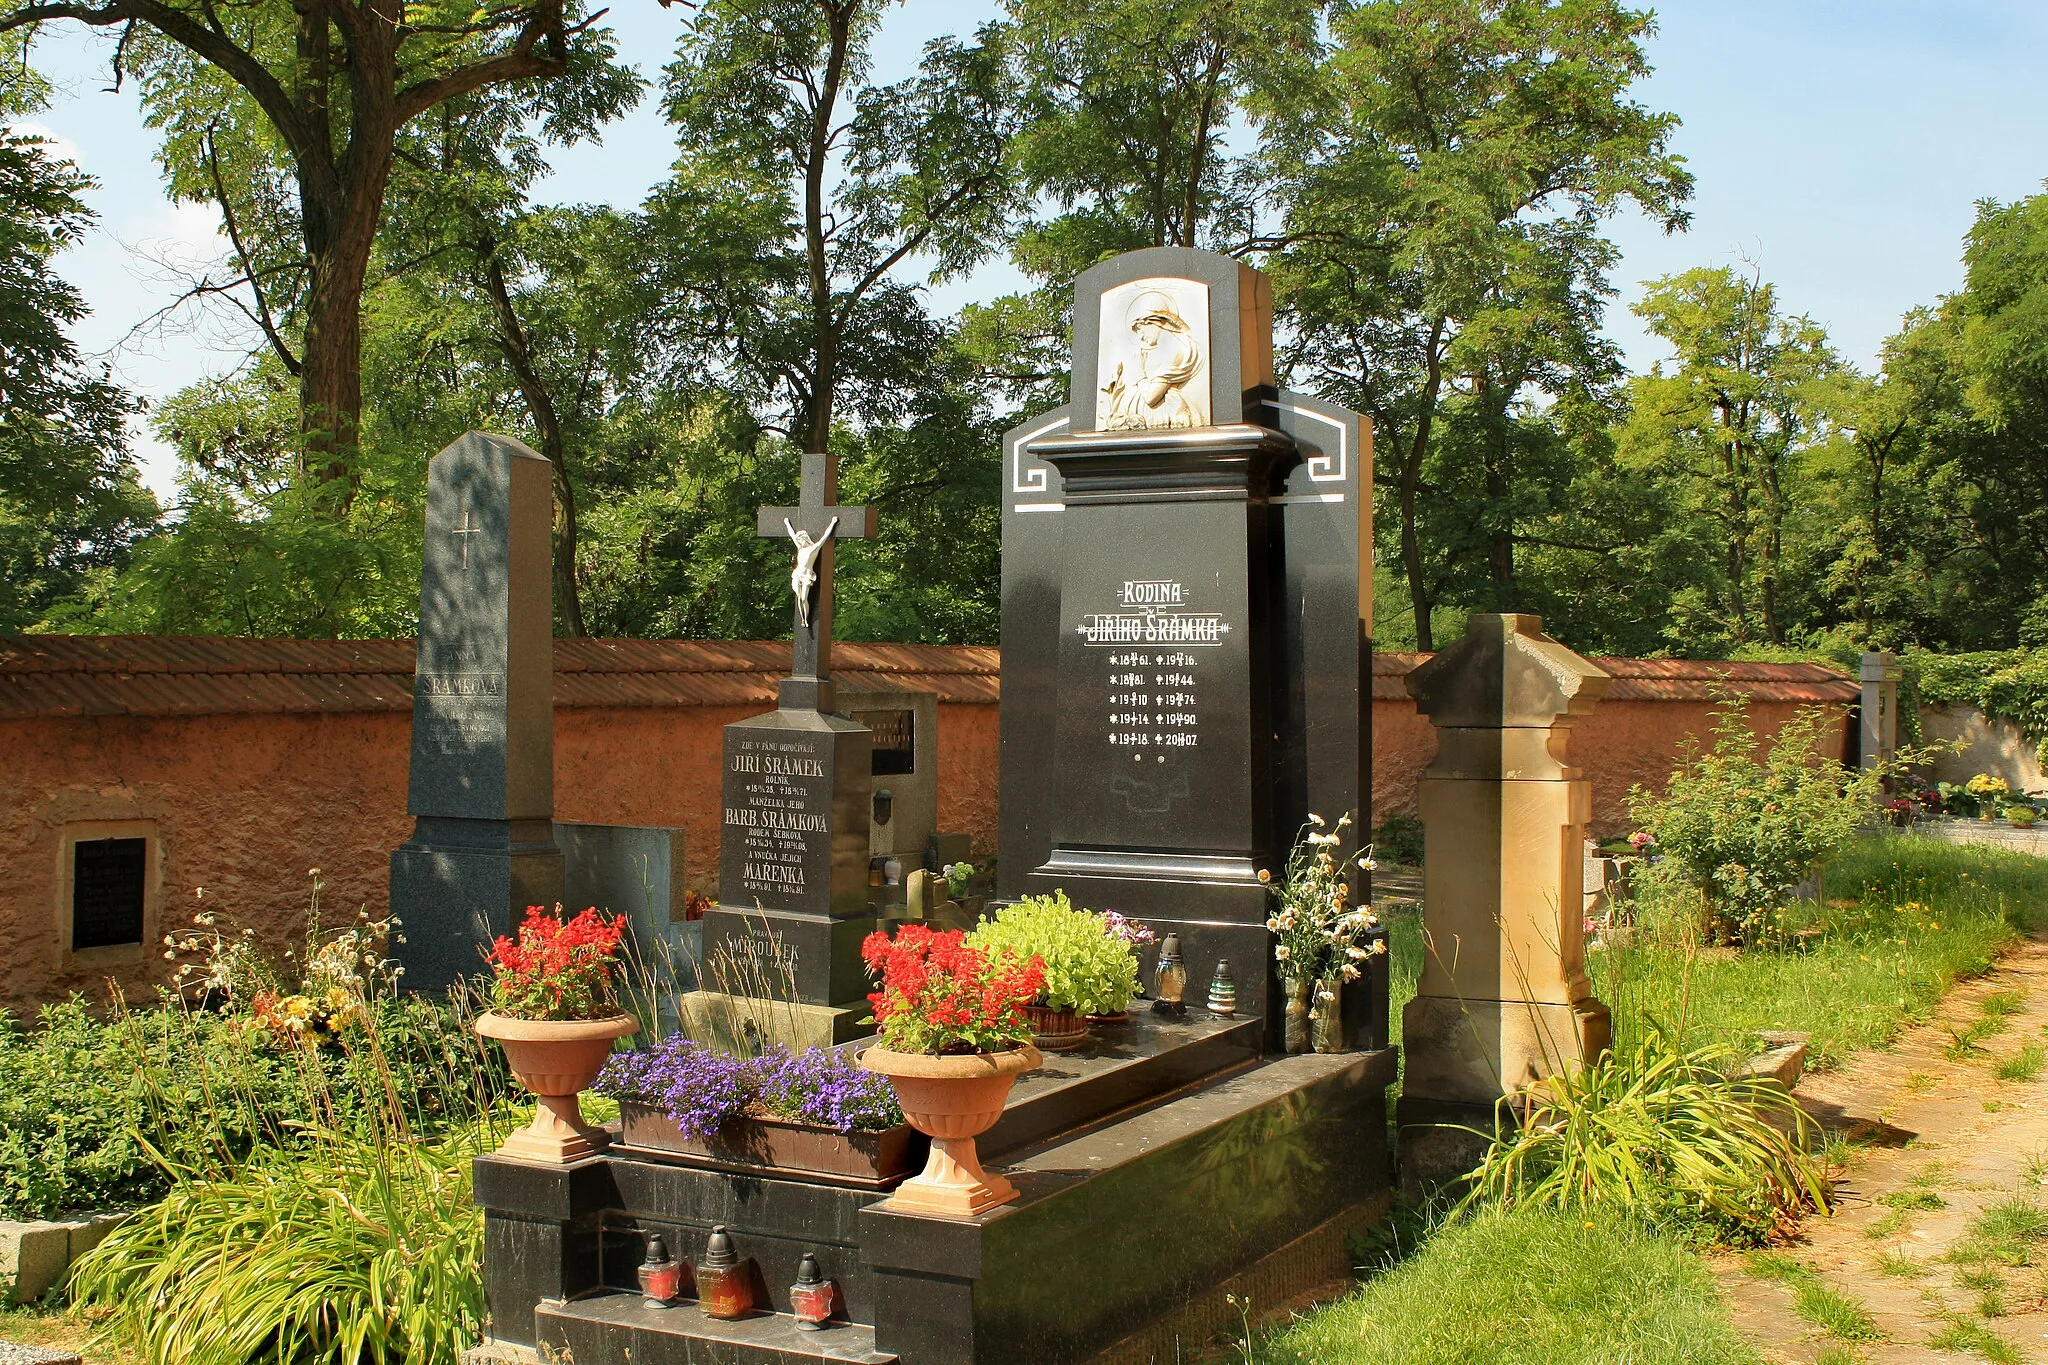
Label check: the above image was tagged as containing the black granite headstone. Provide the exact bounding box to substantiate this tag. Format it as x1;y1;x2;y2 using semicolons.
692;453;877;1042
998;248;1376;1046
391;432;564;990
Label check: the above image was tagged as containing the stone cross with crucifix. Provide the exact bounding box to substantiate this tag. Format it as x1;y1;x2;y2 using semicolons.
757;451;876;714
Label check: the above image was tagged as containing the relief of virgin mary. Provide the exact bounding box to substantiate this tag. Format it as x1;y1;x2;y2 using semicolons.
1101;289;1207;430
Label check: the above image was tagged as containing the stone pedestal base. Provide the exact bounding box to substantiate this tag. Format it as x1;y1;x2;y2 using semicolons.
1399;994;1611;1108
392;816;564;991
1393;1096;1500;1194
678;990;872;1051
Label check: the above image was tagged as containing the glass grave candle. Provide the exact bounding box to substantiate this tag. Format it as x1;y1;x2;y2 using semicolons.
789;1252;836;1330
1151;933;1188;1016
1207;959;1236;1016
696;1225;754;1321
636;1232;684;1309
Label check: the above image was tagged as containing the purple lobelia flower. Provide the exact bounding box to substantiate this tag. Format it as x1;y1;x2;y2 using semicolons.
594;1037;752;1139
751;1045;902;1133
596;1037;902;1137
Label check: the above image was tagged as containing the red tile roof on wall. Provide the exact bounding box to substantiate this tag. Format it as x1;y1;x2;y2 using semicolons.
1371;651;1856;703
0;635;1850;719
0;635;1000;718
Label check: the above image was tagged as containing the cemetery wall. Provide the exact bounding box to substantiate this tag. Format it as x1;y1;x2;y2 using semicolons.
0;635;999;1010
0;635;1851;1008
1370;653;1858;837
1918;705;2048;794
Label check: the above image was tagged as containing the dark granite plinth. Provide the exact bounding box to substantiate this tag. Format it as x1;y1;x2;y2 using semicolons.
698;906;871;1009
391;816;563;987
474;1019;1395;1365
540;1293;895;1365
863;1048;1397;1365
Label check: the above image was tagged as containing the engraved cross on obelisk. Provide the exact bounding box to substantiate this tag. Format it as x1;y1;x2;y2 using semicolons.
757;451;876;713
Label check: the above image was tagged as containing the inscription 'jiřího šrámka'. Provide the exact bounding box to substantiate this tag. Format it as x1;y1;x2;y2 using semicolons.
1078;578;1228;646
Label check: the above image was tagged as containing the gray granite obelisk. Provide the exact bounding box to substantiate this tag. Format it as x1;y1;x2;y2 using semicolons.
391;432;563;990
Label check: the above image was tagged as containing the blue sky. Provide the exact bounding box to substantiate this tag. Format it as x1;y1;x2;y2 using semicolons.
17;1;2048;498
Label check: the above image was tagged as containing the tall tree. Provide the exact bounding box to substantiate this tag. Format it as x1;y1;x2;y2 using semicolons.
0;0;633;482
1618;266;1837;650
1272;0;1689;650
0;53;156;630
960;0;1322;408
654;0;1018;456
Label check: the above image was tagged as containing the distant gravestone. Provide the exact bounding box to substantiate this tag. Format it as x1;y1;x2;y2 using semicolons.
998;247;1376;1043
391;432;563;990
689;453;877;1046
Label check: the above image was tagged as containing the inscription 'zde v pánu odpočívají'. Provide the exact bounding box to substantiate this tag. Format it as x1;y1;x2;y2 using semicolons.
724;736;829;901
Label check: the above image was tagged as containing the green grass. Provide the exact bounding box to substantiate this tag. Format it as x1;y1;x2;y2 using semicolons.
1878;1189;1945;1212
1593;837;2046;1066
1927;1318;2022;1364
1948;1197;2048;1268
1744;1253;1885;1342
1249;1207;1765;1365
1994;1042;2045;1082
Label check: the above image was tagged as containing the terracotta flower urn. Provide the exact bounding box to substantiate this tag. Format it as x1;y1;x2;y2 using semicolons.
859;1043;1040;1217
475;1011;638;1163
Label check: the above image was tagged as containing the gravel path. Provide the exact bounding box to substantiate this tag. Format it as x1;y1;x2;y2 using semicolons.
1721;935;2048;1364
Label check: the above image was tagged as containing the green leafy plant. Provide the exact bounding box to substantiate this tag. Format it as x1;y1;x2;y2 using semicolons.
70;1127;488;1364
1630;701;1884;946
2004;805;2038;828
966;892;1140;1017
1465;1025;1831;1246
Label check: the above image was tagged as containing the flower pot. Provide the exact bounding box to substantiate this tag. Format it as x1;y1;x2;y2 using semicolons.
1084;1010;1131;1026
616;1102;922;1189
858;1044;1041;1218
1022;1003;1089;1052
475;1012;638;1164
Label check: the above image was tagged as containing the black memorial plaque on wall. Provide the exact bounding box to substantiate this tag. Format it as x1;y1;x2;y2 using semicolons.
72;837;146;950
856;709;915;777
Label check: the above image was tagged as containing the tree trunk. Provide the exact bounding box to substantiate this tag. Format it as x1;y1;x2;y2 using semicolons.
801;1;854;456
1400;319;1447;652
485;253;586;636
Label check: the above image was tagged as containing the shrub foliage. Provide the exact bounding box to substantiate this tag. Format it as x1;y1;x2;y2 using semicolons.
1630;701;1880;944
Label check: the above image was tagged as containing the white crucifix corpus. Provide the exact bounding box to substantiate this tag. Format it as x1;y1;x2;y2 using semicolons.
785;516;838;628
452;510;484;567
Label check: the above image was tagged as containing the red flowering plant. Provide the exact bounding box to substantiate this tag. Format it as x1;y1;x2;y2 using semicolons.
485;905;628;1020
861;924;1045;1055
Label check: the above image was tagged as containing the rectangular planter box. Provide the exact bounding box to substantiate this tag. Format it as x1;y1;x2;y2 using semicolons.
615;1102;921;1190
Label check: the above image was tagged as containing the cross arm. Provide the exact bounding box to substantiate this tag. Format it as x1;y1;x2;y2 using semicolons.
757;506;877;540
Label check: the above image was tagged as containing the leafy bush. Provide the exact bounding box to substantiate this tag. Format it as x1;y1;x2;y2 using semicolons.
1630;701;1880;945
1373;811;1426;865
0;990;501;1221
967;891;1140;1016
1907;646;2048;763
70;1127;487;1365
1466;1025;1831;1246
1594;835;2034;1065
